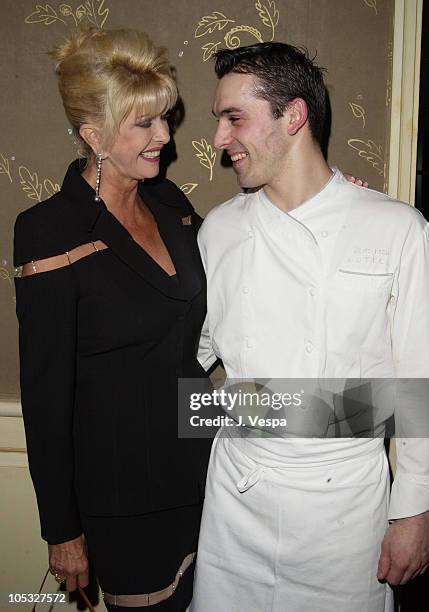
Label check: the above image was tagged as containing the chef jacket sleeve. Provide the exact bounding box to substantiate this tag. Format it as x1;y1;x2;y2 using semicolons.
389;221;429;519
196;222;217;372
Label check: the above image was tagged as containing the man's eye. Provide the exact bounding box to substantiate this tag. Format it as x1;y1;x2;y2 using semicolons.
229;117;240;124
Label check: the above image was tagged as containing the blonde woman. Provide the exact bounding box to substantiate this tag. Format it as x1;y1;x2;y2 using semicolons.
14;28;211;611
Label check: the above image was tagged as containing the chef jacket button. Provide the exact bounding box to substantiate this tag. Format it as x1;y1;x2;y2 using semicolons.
321;230;329;238
305;342;314;353
242;286;250;294
248;230;254;238
309;287;316;297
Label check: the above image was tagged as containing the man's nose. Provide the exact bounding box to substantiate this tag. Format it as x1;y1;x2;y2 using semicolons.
213;122;233;150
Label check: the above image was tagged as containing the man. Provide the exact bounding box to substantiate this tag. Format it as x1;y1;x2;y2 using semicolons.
190;43;429;611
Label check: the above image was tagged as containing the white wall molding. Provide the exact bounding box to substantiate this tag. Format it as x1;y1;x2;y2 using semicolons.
388;0;423;204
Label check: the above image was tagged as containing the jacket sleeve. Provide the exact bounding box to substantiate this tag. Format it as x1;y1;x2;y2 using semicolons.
389;220;429;520
14;211;82;544
196;221;218;372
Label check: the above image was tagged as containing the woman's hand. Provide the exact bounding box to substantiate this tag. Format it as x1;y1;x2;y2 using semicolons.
48;534;89;592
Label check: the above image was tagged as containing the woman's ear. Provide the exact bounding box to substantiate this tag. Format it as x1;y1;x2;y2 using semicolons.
79;124;103;156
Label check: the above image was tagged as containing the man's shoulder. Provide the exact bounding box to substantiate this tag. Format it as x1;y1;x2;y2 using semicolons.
200;191;253;231
340;178;428;231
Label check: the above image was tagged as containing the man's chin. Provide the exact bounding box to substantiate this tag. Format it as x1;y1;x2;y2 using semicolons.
237;176;258;190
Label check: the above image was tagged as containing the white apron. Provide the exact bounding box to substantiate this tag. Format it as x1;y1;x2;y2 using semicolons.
191;428;393;612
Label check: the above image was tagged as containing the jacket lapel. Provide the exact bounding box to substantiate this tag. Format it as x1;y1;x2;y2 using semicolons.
61;160;203;301
140;184;204;301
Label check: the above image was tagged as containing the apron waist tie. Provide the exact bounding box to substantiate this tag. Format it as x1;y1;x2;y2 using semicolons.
236;465;266;493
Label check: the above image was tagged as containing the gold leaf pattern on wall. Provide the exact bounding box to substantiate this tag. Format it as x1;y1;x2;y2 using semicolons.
224;25;263;49
201;41;222;62
347;139;385;176
194;4;280;62
192;139;216;182
25;4;67;26
84;0;109;28
19;166;43;202
349;102;366;128
255;0;279;41
195;12;235;38
43;178;60;196
0;153;12;183
363;0;378;15
180;183;199;195
25;1;109;28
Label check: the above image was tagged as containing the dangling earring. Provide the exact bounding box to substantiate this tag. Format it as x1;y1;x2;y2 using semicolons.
94;153;102;202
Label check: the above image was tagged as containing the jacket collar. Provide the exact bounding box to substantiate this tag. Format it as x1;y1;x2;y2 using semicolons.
61;160;202;302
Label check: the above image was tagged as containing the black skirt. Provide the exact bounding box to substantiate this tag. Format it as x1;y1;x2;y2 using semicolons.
81;503;203;611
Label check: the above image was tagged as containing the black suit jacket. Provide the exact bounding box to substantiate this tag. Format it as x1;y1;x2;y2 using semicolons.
14;160;211;544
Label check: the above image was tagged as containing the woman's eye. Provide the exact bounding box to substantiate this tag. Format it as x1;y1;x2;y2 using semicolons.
137;121;152;128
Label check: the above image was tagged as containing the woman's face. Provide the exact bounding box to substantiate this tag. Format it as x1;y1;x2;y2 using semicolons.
103;107;170;181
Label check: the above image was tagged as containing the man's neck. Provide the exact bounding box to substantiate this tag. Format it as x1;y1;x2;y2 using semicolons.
263;144;333;213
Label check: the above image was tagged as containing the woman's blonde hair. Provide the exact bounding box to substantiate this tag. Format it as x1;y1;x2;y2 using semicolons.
50;28;178;157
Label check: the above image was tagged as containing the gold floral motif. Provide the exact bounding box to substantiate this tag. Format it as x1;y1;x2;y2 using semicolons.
349;102;366;129
192;139;216;182
25;4;67;26
195;12;235;38
25;1;109;28
84;0;109;28
0;153;12;183
201;41;222;62
19;166;43;202
0;267;12;287
75;4;87;20
43;178;61;196
180;183;199;195
347;139;385;176
224;25;263;49
255;0;279;41
363;0;378;15
194;3;279;62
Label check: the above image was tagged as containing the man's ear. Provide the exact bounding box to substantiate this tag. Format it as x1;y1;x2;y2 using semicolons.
79;124;104;155
285;98;308;136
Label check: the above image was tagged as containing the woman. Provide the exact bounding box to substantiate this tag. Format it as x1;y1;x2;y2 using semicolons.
14;28;211;611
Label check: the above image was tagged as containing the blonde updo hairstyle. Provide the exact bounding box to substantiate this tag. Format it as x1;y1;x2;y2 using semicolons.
50;28;178;158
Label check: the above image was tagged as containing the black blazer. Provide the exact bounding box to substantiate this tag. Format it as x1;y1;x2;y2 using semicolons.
14;160;211;544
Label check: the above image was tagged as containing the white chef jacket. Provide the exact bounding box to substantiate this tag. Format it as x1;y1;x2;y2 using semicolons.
198;168;429;520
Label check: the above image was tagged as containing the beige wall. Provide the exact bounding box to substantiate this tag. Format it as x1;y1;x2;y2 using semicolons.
1;0;410;609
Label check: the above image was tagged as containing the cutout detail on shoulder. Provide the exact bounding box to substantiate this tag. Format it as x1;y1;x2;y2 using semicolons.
20;240;108;277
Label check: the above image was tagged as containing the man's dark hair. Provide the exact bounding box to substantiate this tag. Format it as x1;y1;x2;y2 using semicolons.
215;42;327;147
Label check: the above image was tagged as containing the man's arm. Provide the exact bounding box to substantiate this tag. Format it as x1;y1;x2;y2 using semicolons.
378;220;429;585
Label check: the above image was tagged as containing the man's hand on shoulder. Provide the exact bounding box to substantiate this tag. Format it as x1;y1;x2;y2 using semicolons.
377;509;429;585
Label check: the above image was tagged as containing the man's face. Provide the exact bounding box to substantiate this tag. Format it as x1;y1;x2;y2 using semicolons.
212;73;289;189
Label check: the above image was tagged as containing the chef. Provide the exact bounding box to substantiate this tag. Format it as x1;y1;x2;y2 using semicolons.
191;42;429;612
